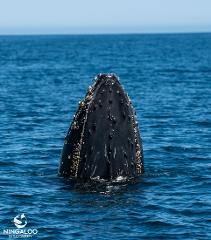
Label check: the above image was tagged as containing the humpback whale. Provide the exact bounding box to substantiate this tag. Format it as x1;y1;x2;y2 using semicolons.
59;74;144;182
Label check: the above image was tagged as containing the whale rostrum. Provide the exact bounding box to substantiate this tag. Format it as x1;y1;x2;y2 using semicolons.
59;73;144;181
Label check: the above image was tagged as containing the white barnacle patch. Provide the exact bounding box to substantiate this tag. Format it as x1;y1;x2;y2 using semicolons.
135;143;142;174
129;106;143;174
79;100;85;108
72;121;78;130
136;150;141;159
70;142;82;177
86;94;93;101
88;86;92;93
72;91;95;177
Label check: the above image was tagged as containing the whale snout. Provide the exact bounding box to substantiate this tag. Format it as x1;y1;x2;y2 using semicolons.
93;73;120;89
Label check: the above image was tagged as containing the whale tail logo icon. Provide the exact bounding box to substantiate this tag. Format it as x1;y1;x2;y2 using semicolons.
13;213;27;228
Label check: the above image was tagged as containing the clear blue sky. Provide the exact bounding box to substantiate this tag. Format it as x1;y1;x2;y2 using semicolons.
0;0;211;34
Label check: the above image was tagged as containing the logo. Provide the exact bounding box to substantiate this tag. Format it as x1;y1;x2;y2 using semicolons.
1;213;38;238
13;213;27;228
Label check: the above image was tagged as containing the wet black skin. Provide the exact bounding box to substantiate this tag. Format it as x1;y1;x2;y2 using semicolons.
59;74;144;181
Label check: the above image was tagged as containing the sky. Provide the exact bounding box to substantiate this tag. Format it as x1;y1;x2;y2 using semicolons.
0;0;211;34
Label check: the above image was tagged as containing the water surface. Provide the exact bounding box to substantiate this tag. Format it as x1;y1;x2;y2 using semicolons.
0;33;210;239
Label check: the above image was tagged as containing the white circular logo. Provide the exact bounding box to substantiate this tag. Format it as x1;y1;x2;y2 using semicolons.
13;213;27;228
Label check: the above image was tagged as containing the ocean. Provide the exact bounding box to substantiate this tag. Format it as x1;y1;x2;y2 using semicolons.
0;33;210;239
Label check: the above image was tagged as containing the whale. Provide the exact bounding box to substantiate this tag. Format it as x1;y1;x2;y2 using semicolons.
59;73;144;182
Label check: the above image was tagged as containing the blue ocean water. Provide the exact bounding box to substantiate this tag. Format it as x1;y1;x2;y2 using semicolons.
0;33;210;239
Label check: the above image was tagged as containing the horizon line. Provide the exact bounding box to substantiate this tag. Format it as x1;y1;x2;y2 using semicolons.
0;30;211;37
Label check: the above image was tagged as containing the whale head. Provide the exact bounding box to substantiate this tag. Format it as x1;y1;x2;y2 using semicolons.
59;73;144;181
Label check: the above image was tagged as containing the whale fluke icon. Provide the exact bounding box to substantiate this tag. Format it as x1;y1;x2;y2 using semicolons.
13;213;27;228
